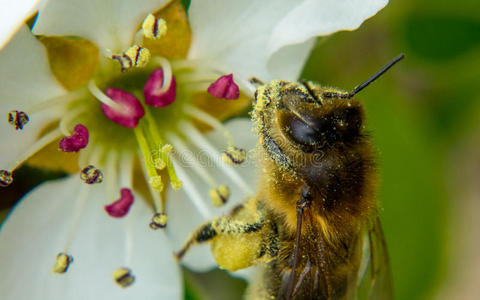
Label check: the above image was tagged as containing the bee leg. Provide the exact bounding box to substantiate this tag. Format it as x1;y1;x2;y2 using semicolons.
284;184;312;300
175;222;218;260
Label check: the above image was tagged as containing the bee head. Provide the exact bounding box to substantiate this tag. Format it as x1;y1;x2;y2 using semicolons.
253;80;364;156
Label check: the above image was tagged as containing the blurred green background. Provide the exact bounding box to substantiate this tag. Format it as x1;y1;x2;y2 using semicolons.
2;0;480;299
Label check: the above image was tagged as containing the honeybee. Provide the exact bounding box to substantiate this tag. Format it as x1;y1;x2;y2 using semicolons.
176;55;404;300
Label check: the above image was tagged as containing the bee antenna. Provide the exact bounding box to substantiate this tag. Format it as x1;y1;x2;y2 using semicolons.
347;53;405;98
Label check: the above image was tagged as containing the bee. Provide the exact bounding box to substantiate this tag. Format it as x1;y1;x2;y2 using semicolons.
176;54;404;300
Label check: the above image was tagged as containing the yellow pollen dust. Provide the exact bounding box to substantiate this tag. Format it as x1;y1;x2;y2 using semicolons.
149;175;164;191
150;212;168;229
154;158;166;170
209;185;230;207
171;180;182;190
142;14;167;40
51;253;73;274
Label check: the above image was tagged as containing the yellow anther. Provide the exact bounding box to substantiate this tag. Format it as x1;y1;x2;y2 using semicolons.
51;253;73;274
171;180;182;190
149;175;164;191
154;158;166;170
209;185;230;207
142;14;167;40
113;268;135;288
222;146;247;165
161;144;173;153
112;45;151;72
150;212;168;229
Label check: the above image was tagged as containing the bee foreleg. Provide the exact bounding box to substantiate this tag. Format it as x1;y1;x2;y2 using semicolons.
175;222;218;260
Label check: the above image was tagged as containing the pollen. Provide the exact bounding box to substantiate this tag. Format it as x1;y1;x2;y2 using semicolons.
149;175;164;191
113;268;135;288
51;252;73;274
149;212;168;229
8;110;29;130
209;185;230;207
112;45;151;72
0;170;13;187
222;146;247;165
142;14;167;40
80;165;104;184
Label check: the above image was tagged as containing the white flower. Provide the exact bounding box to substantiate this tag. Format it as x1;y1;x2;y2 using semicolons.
0;0;388;299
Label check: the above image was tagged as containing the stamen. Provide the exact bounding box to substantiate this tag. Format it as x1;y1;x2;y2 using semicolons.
51;253;73;274
149;212;168;229
166;132;216;187
0;170;13;187
149;175;164;192
112;45;151;72
6;128;62;172
104;188;135;218
101;88;146;128
88;80;123;110
144;67;176;108
209;185;230;207
59;124;89;152
142;109;182;190
183;104;234;145
207;74;240;100
8;110;29;130
105;150;119;201
59;105;88;136
26;88;88;115
113;268;135;288
170;156;212;219
80;165;104;184
142;14;167;40
178;121;253;195
139;154;164;214
222;146;247;165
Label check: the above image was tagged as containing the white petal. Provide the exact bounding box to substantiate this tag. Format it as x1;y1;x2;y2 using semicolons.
268;0;388;63
0;25;66;169
0;0;41;49
0;176;182;300
33;0;170;51
188;0;387;81
166;118;258;272
188;0;301;81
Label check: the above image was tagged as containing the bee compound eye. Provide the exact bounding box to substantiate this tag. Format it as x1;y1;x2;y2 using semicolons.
285;115;327;150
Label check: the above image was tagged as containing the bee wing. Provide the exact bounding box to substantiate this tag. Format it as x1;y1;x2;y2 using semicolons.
355;216;393;300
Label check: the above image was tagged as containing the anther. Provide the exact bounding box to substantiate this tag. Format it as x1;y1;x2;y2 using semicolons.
8;110;29;130
222;146;247;165
80;165;103;184
113;268;135;288
149;175;164;192
207;74;240;100
144;68;176;108
101;88;145;128
149;212;168;229
104;188;134;218
209;185;230;207
0;170;13;187
59;124;89;152
142;14;167;40
112;45;151;72
51;252;73;274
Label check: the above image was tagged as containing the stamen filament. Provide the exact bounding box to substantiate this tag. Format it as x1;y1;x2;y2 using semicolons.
133;126;157;178
139;153;163;213
178;121;253;195
170;156;212;219
183;104;234;146
7;128;62;171
166;133;216;187
59;105;88;136
124;222;133;266
88;80;123;110
119;151;134;187
27;88;88;115
105;150;119;201
152;57;173;94
63;184;89;251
